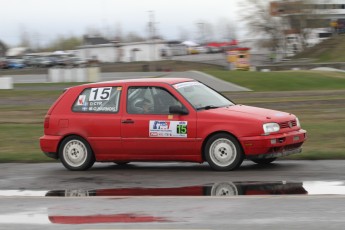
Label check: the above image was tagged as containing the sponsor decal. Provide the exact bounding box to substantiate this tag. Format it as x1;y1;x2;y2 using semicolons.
150;132;158;137
149;120;188;138
77;95;86;106
153;121;170;130
174;81;202;89
88;107;116;112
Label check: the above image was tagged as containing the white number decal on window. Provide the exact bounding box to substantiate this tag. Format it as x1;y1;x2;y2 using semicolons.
89;87;112;101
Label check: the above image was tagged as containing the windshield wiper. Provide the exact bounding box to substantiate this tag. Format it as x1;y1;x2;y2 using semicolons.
196;105;220;110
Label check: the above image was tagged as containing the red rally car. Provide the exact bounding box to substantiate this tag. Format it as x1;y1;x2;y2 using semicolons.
39;78;307;171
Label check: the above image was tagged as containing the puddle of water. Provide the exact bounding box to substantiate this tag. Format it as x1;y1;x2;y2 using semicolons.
42;181;310;197
1;181;345;198
0;212;50;225
0;211;168;225
0;190;47;197
48;213;168;224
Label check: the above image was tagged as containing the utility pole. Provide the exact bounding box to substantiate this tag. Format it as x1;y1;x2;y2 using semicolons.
148;10;156;70
197;22;205;45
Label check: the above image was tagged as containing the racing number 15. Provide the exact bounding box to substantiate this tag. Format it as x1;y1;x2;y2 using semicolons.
176;124;187;134
89;87;112;101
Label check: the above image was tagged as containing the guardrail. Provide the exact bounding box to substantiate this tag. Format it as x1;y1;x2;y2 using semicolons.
0;77;13;89
48;67;100;82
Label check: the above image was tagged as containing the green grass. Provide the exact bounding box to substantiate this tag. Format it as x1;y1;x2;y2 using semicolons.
0;124;54;162
293;34;345;62
1;75;345;162
205;70;345;91
286;116;345;160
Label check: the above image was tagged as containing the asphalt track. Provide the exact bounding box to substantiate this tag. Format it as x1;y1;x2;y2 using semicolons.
0;160;345;229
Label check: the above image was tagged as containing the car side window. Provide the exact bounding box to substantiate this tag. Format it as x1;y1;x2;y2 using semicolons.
72;87;121;113
127;86;181;114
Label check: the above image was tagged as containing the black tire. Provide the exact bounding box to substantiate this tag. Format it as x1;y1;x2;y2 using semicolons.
251;158;277;165
204;133;244;171
58;135;95;171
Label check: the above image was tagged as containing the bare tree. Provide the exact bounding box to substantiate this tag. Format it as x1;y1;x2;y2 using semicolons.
124;32;145;43
238;0;285;51
18;25;32;48
85;26;103;37
44;35;83;51
114;22;123;42
196;21;215;44
178;26;190;41
217;17;237;41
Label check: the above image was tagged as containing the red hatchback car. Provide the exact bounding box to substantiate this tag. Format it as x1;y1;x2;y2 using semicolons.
40;78;307;171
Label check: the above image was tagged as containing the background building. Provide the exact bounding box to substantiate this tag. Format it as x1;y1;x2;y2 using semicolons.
77;35;171;63
270;0;345;55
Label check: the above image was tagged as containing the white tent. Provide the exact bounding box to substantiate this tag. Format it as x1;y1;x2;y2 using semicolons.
53;50;69;55
6;47;28;57
181;41;199;47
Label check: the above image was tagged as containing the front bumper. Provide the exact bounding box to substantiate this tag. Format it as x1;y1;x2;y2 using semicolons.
239;129;307;159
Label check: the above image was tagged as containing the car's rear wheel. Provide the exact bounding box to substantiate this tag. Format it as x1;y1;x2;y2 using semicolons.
59;136;95;171
204;133;244;171
251;158;277;165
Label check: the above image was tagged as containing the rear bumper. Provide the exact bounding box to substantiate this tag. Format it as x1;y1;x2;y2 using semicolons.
239;129;307;159
39;135;62;159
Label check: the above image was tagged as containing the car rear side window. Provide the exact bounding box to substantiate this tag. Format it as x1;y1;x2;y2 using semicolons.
72;87;121;113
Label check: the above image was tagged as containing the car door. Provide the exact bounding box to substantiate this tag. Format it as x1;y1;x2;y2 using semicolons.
70;85;123;160
121;83;198;161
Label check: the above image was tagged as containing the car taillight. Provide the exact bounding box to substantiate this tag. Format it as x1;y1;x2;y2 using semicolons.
44;115;50;129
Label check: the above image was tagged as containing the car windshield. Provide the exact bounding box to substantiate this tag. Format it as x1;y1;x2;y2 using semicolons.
174;81;234;110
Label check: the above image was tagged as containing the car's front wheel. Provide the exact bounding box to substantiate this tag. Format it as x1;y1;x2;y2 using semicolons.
204;133;244;171
59;136;95;171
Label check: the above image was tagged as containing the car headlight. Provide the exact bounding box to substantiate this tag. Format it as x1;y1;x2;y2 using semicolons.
296;117;301;128
263;123;280;134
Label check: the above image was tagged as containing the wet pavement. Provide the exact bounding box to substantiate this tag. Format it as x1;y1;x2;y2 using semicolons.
2;181;345;197
1;195;345;229
0;161;345;229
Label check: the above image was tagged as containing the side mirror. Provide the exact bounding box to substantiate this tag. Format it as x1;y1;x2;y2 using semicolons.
169;105;189;115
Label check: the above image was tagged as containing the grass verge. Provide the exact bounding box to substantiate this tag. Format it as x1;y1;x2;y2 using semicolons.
1;72;345;162
205;70;345;91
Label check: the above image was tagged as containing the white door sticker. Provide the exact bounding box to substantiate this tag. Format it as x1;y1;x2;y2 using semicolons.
149;120;188;138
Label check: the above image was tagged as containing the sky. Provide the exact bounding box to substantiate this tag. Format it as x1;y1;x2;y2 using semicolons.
0;0;244;47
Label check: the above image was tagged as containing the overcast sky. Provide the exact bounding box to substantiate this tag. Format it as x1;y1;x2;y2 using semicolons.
1;0;245;47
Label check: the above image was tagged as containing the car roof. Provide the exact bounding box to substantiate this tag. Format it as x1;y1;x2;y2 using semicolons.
77;77;196;88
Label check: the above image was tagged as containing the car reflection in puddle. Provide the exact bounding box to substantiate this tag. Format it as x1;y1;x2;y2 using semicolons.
49;213;168;224
45;181;308;197
2;181;345;225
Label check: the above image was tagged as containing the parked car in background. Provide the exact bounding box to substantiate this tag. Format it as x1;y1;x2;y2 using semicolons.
69;57;87;67
35;57;54;68
7;59;26;69
0;58;8;69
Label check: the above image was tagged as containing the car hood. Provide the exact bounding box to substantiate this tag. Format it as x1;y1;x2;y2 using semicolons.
204;105;294;122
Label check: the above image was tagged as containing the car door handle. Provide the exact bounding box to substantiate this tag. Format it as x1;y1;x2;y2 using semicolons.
121;119;135;124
